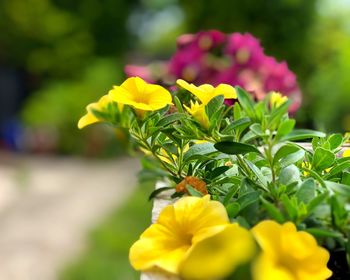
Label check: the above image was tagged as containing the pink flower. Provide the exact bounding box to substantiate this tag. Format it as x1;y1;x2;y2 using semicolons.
124;30;302;112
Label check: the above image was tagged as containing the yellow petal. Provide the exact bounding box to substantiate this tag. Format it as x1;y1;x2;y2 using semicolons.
77;112;99;129
214;83;237;99
110;77;172;112
129;195;230;274
180;223;256;280
270;92;288;108
129;223;189;274
252;220;282;258
343;149;350;157
184;102;209;129
177;79;210;104
252;254;295;280
252;220;332;280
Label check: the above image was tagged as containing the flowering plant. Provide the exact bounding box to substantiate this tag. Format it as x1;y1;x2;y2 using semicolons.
78;74;350;279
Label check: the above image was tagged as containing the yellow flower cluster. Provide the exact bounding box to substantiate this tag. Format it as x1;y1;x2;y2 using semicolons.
78;77;237;130
177;79;237;129
130;195;332;280
78;77;172;128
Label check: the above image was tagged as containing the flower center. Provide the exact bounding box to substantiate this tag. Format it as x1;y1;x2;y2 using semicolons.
134;92;150;104
180;232;194;247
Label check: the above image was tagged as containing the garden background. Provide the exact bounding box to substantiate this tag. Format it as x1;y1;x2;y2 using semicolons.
0;0;349;279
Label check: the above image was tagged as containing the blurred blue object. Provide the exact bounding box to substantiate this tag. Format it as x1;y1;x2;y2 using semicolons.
0;119;23;151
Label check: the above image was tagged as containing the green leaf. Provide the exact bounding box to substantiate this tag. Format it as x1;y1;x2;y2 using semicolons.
279;149;305;169
214;141;260;155
296;178;316;204
273;144;301;165
281;194;298;220
236;87;255;119
305;228;343;238
157;113;186;127
244;159;268;189
226;202;240;218
186;185;203;197
325;181;350;197
277;119;296;137
279;165;301;186
281;129;326;141
260;197;285;223
342;172;350;185
233;103;242;120
222;117;251;134
209;106;226;131
250;123;263;136
328;133;343;150
173;96;184;113
236;191;260;211
148;187;174;200
207;166;230;180
223;185;239;205
324;160;350;179
268;100;291;129
183;143;217;162
312;147;336;171
205;95;224;119
307;192;328;213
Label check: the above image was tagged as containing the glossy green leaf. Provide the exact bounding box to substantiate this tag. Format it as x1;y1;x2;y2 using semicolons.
236;87;255;119
325;181;350;197
277;119;296;137
273;144;301;165
312;147;336;171
296;178;316;204
279;149;305;169
328;133;343;150
148;187;174;200
281;194;298;220
260;197;285;223
281;129;326;141
226;202;240;218
279;165;301;186
186;185;203;197
157;113;186;127
183;143;217;162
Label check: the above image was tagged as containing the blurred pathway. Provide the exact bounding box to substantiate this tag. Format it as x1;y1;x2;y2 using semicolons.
0;153;140;280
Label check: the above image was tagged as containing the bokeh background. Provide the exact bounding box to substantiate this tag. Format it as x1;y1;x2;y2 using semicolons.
0;0;349;279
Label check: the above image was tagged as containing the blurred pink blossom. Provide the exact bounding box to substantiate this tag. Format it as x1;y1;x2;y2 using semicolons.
124;30;302;112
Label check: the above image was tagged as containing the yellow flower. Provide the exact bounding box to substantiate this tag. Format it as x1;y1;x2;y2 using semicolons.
270;92;288;108
177;79;237;105
343;149;350;158
177;79;236;129
179;223;256;280
109;77;172;116
301;161;311;176
129;195;231;275
78;95;116;129
252;220;332;280
183;101;209;129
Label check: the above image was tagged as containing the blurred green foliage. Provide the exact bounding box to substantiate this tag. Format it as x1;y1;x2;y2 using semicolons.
305;13;350;132
21;59;126;154
59;183;153;280
0;0;136;77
